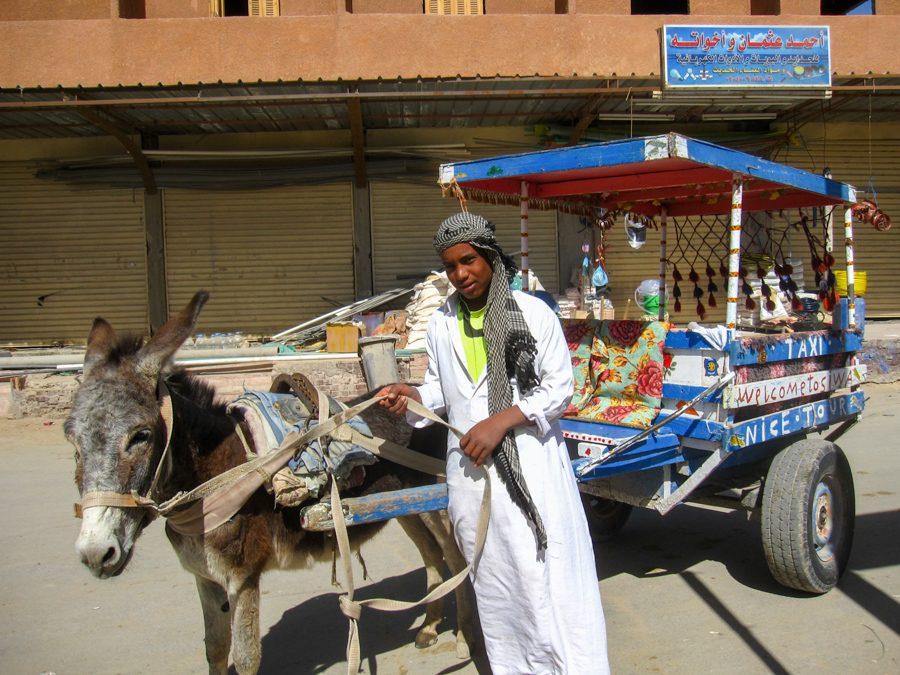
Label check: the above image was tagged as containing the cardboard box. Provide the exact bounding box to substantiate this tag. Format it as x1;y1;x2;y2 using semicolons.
326;322;361;353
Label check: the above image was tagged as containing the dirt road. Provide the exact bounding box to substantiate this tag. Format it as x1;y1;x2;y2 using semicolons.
1;384;898;675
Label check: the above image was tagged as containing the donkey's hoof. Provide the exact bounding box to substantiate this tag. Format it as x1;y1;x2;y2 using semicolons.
415;629;439;649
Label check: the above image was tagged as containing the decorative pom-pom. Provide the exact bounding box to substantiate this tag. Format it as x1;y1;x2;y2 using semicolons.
745;296;757;311
674;298;682;313
784;263;794;275
708;293;717;308
696;300;706;319
765;298;776;313
672;265;683;282
756;265;766;279
719;262;729;278
673;282;682;299
689;267;700;284
760;280;772;298
705;263;716;278
693;284;704;299
742;280;753;296
739;266;749;279
707;279;718;293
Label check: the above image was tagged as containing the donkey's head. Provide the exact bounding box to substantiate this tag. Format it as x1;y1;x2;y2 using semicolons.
66;291;208;578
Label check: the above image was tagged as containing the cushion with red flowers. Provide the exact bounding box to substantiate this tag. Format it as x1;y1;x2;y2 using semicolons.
561;319;672;429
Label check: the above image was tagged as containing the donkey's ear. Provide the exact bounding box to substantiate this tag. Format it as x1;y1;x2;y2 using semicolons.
83;318;118;378
135;291;210;378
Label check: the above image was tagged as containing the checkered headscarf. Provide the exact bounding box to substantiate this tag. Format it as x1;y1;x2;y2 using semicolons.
434;212;546;550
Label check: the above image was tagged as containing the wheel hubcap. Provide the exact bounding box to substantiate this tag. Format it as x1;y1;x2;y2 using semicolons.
812;480;837;561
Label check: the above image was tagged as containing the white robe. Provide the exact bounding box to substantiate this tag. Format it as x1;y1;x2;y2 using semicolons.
410;291;609;675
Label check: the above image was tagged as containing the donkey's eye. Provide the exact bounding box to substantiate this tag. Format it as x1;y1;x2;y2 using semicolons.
128;429;152;449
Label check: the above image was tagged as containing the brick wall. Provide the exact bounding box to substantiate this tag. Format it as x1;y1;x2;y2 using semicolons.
5;352;431;418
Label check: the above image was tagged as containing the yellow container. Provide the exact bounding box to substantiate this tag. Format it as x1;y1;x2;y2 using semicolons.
326;322;360;353
834;271;867;297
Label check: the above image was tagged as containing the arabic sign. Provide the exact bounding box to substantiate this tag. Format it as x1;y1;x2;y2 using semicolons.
662;25;831;89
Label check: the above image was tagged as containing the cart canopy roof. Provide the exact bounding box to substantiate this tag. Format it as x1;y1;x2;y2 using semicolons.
439;133;856;219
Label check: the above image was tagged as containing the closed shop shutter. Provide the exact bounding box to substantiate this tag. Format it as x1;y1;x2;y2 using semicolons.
164;184;355;338
774;138;899;318
0;162;148;345
370;182;559;295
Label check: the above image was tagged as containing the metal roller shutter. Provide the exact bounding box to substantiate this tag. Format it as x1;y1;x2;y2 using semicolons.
163;184;356;338
370;182;559;294
775;138;899;318
0;162;148;346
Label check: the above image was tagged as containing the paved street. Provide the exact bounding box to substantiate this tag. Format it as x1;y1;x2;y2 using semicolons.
1;383;898;675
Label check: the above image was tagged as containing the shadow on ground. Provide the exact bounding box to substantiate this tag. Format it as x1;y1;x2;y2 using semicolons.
249;567;491;675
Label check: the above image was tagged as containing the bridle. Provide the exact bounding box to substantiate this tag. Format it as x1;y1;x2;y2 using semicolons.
75;379;176;519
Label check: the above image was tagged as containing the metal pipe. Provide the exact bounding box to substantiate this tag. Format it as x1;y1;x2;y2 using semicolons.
726;175;744;330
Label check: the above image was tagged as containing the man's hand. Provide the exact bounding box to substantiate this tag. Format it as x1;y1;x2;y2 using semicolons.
460;406;528;468
374;383;421;415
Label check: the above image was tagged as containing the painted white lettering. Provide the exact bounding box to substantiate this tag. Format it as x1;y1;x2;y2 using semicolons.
782;410;790;435
770;419;780;438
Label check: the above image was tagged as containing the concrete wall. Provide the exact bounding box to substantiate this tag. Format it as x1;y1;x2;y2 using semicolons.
2;14;897;88
0;0;111;21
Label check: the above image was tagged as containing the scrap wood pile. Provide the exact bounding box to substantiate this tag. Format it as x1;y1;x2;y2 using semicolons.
371;272;452;349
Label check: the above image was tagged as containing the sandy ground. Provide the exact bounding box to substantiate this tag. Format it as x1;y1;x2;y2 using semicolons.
1;384;898;675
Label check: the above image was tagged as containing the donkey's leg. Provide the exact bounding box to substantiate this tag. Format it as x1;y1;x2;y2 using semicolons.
227;576;263;675
396;514;445;649
195;576;233;675
420;511;478;660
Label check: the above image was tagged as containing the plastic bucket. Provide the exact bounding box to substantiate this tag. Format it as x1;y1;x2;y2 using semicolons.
834;271;867;297
358;335;401;390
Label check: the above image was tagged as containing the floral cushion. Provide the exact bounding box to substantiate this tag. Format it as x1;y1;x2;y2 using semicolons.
561;319;672;429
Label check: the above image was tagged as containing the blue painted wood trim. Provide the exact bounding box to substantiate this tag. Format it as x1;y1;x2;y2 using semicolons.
439;133;856;203
441;136;660;184
730;330;864;366
681;137;855;203
665;330;729;350
723;391;864;451
302;484;449;528
562;414;724;442
574;447;686;481
662;382;723;403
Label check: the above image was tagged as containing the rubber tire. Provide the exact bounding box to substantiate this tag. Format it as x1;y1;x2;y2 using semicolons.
761;439;855;594
581;494;633;542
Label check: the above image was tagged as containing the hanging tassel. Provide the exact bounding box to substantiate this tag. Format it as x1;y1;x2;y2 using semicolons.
707;279;718;293
791;294;804;313
705;263;716;278
673;282;682;299
784;261;794;276
719;262;729;278
689;267;700;284
672;265;683;282
760;280;772;298
741;280;753;297
674;298;682;313
779;276;789;293
745;296;757;311
693;284;704;299
708;292;717;308
739;266;749;279
756;265;766;279
786;278;798;294
765;298;777;313
696;299;706;319
824;252;835;268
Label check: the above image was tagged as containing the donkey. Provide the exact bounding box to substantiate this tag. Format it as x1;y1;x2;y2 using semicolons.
66;291;474;675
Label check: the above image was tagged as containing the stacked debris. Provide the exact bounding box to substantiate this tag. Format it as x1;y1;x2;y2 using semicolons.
374;272;451;350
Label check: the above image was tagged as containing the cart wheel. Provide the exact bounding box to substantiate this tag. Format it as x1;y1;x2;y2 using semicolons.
581;494;633;541
761;439;855;593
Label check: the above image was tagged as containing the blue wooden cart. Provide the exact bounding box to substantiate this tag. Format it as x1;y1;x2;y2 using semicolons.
305;134;866;594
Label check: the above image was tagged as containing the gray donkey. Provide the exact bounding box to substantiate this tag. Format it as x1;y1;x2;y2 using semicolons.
66;290;474;674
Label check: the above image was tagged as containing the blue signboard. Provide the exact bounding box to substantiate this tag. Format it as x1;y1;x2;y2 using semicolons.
662;25;831;89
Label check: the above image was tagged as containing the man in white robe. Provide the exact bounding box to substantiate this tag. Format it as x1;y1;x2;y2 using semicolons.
378;212;609;674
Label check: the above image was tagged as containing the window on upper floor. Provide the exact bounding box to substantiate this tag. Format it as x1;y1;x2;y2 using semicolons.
822;0;872;13
210;0;280;16
631;0;688;14
427;0;484;15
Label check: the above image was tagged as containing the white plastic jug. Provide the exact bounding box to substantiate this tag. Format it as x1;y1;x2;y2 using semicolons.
634;279;668;314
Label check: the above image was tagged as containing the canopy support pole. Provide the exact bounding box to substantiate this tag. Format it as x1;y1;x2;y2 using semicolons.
659;206;668;321
725;175;744;330
844;206;856;329
520;181;530;292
